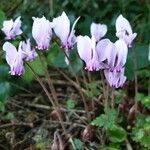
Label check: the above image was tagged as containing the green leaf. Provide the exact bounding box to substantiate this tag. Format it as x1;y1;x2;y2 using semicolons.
22;63;34;82
22;57;46;82
0;82;10;102
66;99;76;109
73;138;83;150
0;101;5;112
85;82;100;97
47;43;67;68
68;50;83;75
136;93;150;108
0;9;5;28
132;115;150;149
125;44;150;80
0;65;9;81
91;109;117;129
5;112;14;120
108;126;127;143
30;57;47;75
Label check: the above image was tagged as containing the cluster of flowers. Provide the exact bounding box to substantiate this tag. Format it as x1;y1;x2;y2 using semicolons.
1;12;137;88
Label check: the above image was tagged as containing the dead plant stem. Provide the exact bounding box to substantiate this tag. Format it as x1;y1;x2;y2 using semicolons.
26;62;67;136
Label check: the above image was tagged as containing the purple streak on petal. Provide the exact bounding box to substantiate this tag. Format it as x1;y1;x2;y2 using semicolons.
77;36;100;71
1;16;22;39
53;12;70;46
116;14;137;47
96;38;113;63
104;68;126;88
3;42;24;76
21;39;38;61
114;39;128;71
32;16;52;50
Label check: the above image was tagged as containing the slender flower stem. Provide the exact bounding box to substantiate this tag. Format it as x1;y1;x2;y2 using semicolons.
38;55;68;134
84;70;95;118
100;71;108;110
26;62;67;136
132;47;138;112
39;54;58;104
63;49;91;121
111;88;115;108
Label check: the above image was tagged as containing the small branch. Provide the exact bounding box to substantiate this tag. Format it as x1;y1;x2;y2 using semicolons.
126;139;133;150
26;103;94;114
100;71;108;110
132;47;138;112
55;67;86;93
0;122;33;129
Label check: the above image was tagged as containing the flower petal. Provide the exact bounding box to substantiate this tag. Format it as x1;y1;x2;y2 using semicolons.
32;16;52;50
90;22;107;42
53;12;70;45
13;16;22;35
116;14;137;47
67;16;80;49
3;42;17;65
77;35;92;64
115;39;128;68
116;14;132;36
96;38;113;62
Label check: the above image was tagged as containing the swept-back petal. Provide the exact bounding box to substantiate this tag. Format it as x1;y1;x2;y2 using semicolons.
116;14;132;36
67;16;80;49
32;16;52;50
1;20;13;33
13;16;22;35
115;39;128;68
3;42;17;65
96;38;113;62
53;11;70;44
77;35;92;63
90;22;107;42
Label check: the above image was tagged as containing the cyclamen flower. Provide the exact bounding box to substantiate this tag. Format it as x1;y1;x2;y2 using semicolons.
90;22;107;42
21;39;38;61
104;68;126;88
1;16;22;39
100;39;128;72
53;12;80;64
32;16;52;50
53;11;80;49
116;14;137;47
77;35;111;71
3;42;24;76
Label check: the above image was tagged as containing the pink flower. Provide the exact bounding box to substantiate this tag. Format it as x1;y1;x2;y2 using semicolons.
77;35;111;71
100;39;128;72
90;22;107;42
104;68;126;88
3;42;24;76
116;14;137;47
53;12;80;64
1;16;22;40
32;16;52;50
53;11;80;50
21;39;38;61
